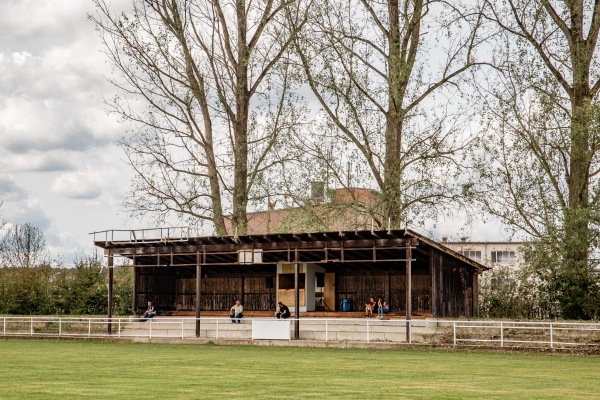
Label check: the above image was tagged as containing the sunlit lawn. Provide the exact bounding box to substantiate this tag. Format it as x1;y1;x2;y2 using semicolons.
0;340;598;399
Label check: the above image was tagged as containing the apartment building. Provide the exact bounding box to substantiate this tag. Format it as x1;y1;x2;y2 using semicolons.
443;241;524;270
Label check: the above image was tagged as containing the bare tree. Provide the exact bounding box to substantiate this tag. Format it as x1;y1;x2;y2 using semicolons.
0;223;47;268
475;1;600;265
291;0;486;229
472;1;600;317
91;0;307;235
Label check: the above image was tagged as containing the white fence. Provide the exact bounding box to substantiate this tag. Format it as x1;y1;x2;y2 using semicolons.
2;316;600;349
451;320;600;349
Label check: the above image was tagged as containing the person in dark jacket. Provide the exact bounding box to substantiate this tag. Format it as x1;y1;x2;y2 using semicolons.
275;302;290;319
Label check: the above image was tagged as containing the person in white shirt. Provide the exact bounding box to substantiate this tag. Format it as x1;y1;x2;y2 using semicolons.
229;300;244;323
141;301;156;321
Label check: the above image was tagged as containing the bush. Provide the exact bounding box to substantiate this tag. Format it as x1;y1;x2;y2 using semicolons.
479;265;559;319
479;238;600;320
0;257;133;316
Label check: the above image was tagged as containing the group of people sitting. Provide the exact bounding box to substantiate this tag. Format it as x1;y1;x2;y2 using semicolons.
141;297;389;322
365;297;389;318
229;300;291;324
229;300;291;323
138;299;293;324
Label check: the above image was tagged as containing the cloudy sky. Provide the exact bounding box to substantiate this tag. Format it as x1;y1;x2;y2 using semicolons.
0;1;508;264
0;0;137;262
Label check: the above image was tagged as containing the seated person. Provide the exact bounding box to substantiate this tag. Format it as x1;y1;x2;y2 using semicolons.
382;301;390;313
275;302;290;319
377;298;389;318
365;297;376;318
229;300;244;324
141;301;156;321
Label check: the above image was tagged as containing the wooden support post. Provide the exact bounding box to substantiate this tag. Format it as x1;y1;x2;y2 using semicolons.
240;275;245;305
385;273;391;308
429;249;437;318
132;255;137;316
196;252;201;338
472;272;479;318
294;249;300;340
405;244;412;341
107;253;114;335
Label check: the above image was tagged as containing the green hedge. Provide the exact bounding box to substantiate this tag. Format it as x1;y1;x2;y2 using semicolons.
0;259;132;316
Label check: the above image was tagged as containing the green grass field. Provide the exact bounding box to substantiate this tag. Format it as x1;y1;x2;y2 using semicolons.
0;340;598;399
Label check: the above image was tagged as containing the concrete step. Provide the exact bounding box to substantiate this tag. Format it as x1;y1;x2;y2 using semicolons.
118;317;439;341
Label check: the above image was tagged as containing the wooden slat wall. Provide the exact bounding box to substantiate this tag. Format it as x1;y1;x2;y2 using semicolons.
135;267;177;314
335;272;431;313
430;248;474;318
135;268;277;313
243;277;277;311
176;276;275;311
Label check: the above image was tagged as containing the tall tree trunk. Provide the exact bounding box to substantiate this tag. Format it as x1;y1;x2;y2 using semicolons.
564;4;592;271
564;41;592;271
207;145;228;236
383;0;422;228
384;0;404;228
232;0;250;235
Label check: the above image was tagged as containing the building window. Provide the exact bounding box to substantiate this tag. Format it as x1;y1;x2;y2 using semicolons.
491;251;515;263
458;250;482;262
279;274;306;290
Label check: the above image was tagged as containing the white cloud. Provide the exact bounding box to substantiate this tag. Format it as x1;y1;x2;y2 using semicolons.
0;47;113;151
10;51;32;65
0;1;100;53
51;169;111;199
0;174;27;201
13;200;52;229
0;151;73;172
0;1;137;263
1;194;52;231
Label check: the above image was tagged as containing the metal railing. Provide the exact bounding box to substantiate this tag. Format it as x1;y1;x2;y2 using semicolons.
2;316;600;349
451;320;600;349
89;227;190;244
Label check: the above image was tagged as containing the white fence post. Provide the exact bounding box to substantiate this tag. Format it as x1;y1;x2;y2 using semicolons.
550;323;554;349
3;317;5;336
409;321;412;345
500;322;504;348
30;318;33;336
59;318;62;336
453;321;456;348
118;319;121;338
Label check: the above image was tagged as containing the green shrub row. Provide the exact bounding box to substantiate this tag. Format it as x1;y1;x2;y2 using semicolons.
0;258;132;316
